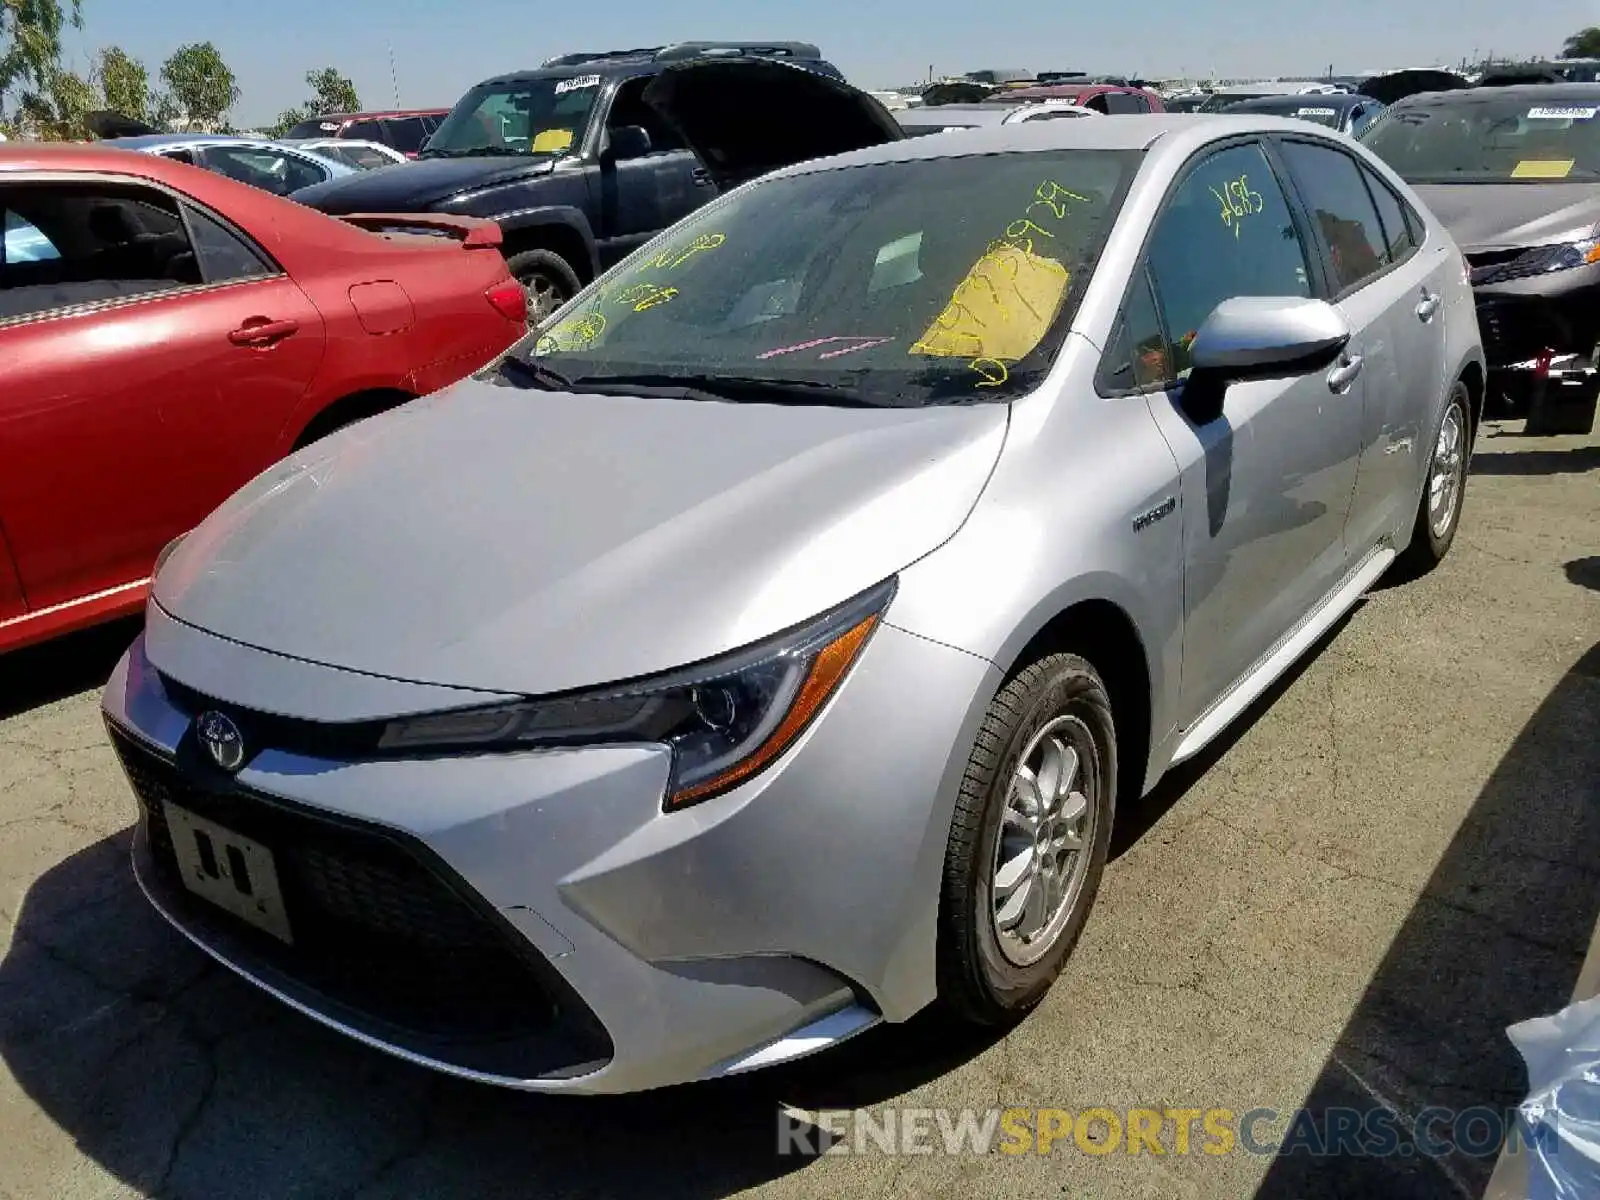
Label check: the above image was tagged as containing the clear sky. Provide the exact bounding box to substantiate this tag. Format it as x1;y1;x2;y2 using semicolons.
60;0;1596;127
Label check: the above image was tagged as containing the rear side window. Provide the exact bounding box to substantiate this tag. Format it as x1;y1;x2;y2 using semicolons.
1277;139;1389;293
0;182;203;323
383;117;430;153
1358;163;1418;264
183;205;274;282
1142;141;1312;382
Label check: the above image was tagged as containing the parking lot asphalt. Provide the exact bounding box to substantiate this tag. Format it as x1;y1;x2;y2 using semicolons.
0;420;1596;1200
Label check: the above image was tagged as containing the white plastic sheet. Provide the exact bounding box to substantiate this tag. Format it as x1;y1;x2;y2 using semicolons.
1510;994;1600;1197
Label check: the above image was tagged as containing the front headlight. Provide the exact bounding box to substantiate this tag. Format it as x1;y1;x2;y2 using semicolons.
1545;238;1600;272
379;578;896;809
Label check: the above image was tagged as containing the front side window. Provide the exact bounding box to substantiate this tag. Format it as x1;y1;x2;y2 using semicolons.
1099;269;1168;393
514;150;1141;406
1362;94;1600;182
1143;142;1312;381
0;183;202;323
424;77;602;159
1277;140;1388;292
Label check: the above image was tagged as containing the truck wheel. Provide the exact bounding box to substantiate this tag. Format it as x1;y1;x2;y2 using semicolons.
504;249;581;324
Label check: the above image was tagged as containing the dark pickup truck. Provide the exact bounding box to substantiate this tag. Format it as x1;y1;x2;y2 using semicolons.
291;42;899;321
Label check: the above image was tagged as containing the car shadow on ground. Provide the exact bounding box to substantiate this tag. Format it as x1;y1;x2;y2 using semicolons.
1469;445;1600;476
0;617;141;720
1251;636;1600;1199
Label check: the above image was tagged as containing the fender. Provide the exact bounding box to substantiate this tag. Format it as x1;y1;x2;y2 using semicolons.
493;205;601;279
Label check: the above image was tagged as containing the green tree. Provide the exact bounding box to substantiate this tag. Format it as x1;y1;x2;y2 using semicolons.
305;66;358;114
95;45;149;120
160;41;238;130
0;0;83;112
16;64;94;138
1561;27;1600;58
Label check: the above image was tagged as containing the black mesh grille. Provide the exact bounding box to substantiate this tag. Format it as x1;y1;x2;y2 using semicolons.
110;723;611;1076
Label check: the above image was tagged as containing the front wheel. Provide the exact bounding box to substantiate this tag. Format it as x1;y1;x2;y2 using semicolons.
1397;380;1472;576
938;652;1117;1025
504;248;581;325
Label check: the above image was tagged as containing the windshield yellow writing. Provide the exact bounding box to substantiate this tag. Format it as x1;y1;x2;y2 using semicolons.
911;180;1083;386
612;282;679;311
647;231;726;270
535;311;607;354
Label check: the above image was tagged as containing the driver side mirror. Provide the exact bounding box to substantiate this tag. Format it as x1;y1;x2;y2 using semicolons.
605;125;653;161
1180;296;1351;425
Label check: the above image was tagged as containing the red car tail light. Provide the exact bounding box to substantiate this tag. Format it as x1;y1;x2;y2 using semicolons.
485;280;527;324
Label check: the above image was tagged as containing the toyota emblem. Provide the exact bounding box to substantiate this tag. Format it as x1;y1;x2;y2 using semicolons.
195;710;245;773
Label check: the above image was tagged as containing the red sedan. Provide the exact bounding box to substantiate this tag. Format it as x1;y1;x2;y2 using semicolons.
0;143;526;653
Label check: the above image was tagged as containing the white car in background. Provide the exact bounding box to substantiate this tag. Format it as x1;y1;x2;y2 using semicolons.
896;100;1100;136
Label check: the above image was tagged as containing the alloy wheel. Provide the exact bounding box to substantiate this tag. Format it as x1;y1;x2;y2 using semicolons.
990;714;1099;967
1428;397;1467;539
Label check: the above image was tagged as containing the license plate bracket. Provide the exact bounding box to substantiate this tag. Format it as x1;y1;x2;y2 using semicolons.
163;801;294;944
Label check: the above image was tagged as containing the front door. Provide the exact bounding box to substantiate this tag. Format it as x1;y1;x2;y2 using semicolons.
1133;140;1365;723
0;177;325;611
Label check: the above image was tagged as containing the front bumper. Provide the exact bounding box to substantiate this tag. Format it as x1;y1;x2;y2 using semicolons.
103;613;998;1093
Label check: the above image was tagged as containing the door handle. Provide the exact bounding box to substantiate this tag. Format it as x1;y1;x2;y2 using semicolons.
1327;353;1363;393
228;318;299;346
1415;291;1441;322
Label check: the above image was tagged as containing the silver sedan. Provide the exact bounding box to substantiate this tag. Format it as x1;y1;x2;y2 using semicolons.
104;113;1484;1094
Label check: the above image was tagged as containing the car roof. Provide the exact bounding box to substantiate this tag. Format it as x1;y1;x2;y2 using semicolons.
1393;81;1600;105
102;133;249;149
1226;93;1368;111
778;113;1343;177
309;109;449;121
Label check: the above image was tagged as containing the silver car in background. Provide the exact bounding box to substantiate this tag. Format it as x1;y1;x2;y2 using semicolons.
100;134;358;195
104;112;1483;1095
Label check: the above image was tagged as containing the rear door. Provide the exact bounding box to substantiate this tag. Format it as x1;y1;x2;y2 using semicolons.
0;177;325;611
1274;137;1448;554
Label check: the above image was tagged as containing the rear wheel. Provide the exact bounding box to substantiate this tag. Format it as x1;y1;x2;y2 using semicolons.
504;248;581;325
1397;380;1471;575
938;653;1116;1025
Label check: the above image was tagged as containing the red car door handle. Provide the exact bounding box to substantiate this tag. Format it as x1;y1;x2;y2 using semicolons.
228;318;299;346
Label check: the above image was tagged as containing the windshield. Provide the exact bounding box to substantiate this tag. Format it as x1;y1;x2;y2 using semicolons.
508;150;1140;407
422;76;602;158
1362;95;1600;182
1233;99;1344;127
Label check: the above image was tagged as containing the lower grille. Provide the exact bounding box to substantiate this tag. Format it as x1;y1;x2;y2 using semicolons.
110;724;611;1077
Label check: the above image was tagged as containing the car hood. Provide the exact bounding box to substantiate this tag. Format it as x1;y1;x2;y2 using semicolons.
1411;183;1600;252
292;155;557;212
642;58;904;190
154;380;1008;696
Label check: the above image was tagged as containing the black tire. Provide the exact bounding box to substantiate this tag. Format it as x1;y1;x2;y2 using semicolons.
938;652;1117;1025
504;248;581;324
1397;380;1472;576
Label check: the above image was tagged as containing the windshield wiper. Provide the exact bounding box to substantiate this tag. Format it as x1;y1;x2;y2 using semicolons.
566;372;882;407
493;355;574;390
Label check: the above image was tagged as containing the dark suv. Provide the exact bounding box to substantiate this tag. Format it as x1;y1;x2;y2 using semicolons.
290;42;880;320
